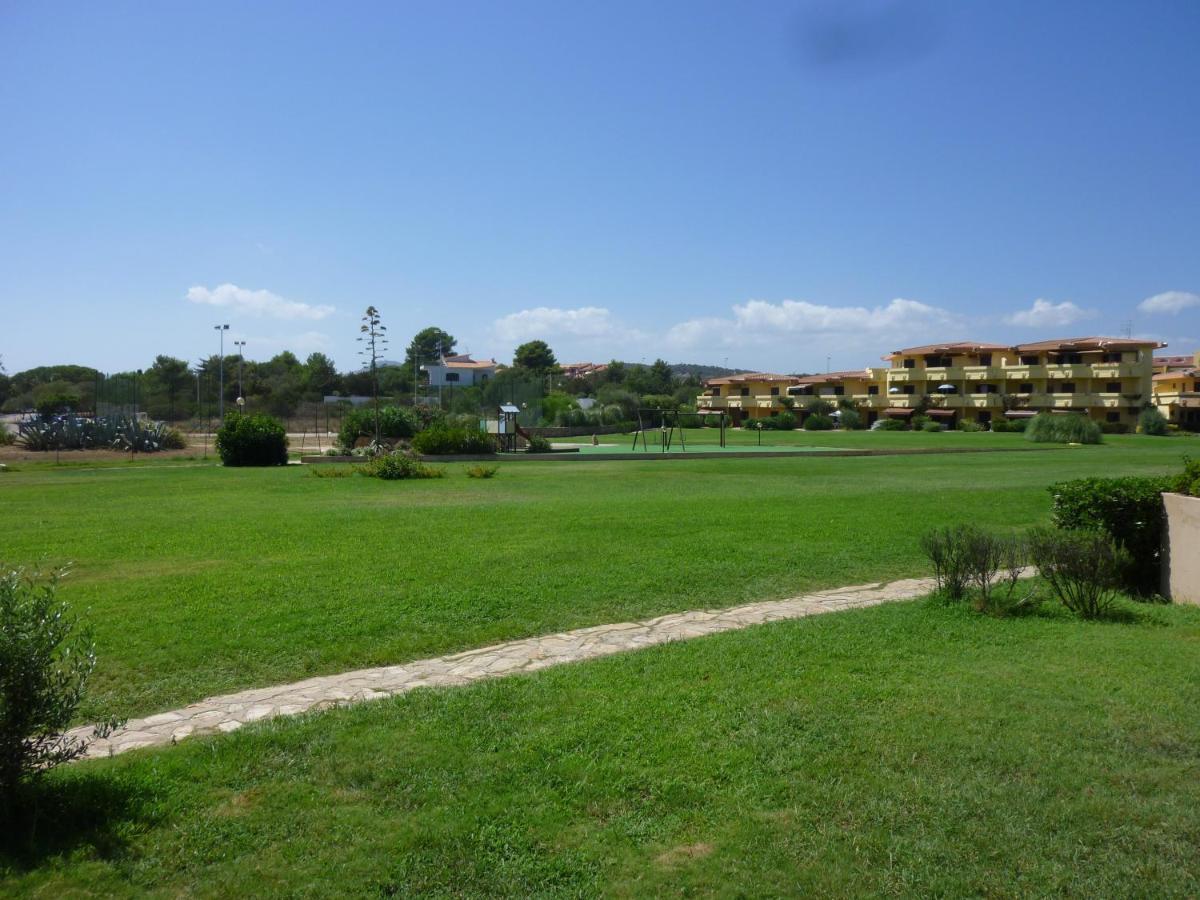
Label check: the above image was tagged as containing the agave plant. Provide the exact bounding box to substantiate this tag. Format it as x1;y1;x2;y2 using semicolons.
18;415;184;453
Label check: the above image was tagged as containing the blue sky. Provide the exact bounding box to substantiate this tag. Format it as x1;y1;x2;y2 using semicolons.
2;0;1198;375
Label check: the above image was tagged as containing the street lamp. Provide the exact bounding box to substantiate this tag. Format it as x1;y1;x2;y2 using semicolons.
233;339;247;406
214;324;230;418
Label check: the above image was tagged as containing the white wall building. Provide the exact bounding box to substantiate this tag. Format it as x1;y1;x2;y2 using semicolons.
421;354;498;387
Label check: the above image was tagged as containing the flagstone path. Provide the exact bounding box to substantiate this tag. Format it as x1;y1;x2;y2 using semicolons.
69;574;947;762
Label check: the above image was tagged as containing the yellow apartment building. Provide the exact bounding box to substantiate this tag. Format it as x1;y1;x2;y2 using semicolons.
696;373;799;424
698;337;1165;429
1152;350;1200;430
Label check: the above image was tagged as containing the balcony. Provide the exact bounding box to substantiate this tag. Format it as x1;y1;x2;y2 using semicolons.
922;366;966;380
1043;364;1094;379
1091;363;1143;379
961;366;1005;380
1002;366;1048;379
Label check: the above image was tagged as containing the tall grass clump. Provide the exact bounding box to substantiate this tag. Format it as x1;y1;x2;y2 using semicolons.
1028;528;1128;619
920;525;1035;615
1024;413;1102;444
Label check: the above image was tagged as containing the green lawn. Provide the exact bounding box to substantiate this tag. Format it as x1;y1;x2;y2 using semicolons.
0;435;1190;722
588;426;1059;451
4;597;1198;896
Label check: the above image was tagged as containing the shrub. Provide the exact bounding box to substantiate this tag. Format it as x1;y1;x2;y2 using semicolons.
1177;457;1200;497
0;426;14;446
1024;413;1102;444
34;394;80;417
838;409;863;430
411;424;495;456
805;398;835;417
990;418;1011;432
358;452;443;480
466;464;499;478
1138;407;1169;436
921;421;942;433
17;415;182;452
337;406;420;450
215;412;289;466
873;417;907;431
1028;528;1127;619
803;414;834;431
1048;475;1173;597
760;412;797;431
920;526;1035;615
526;435;552;453
0;566;118;818
957;420;982;432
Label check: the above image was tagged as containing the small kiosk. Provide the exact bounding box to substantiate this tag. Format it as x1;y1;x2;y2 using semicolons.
497;404;521;452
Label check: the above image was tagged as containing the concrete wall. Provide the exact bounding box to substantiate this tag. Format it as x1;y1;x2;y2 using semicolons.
1162;492;1200;604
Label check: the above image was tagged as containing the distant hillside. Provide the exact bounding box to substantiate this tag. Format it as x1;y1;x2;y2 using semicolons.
666;363;751;380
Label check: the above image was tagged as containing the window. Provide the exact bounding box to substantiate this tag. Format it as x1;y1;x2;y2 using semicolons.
1102;352;1122;363
902;385;915;395
867;385;879;396
770;387;779;396
740;387;750;397
832;386;845;396
1106;412;1120;423
1018;383;1034;393
711;387;721;397
444;372;460;383
924;354;952;367
979;354;992;366
1105;382;1121;393
903;358;915;369
974;384;995;394
1054;353;1083;365
1059;382;1076;394
1194;382;1200;393
1020;355;1039;365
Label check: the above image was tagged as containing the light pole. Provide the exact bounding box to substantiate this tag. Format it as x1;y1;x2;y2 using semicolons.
214;324;229;418
233;339;247;406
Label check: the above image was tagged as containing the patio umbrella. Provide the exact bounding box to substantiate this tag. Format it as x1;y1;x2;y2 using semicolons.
937;384;956;393
888;386;900;394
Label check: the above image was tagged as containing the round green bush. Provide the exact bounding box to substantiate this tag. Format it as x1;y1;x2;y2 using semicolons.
838;409;863;430
922;421;942;433
803;414;835;431
215;412;289;466
1138;407;1168;436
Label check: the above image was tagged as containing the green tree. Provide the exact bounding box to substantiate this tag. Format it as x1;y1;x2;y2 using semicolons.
146;355;192;420
648;358;674;395
513;340;558;375
405;327;456;370
302;352;340;397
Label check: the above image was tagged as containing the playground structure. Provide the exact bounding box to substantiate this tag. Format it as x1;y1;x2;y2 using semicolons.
631;408;729;451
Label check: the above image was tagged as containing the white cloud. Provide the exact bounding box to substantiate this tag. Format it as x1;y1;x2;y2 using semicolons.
1138;291;1200;315
1003;298;1092;328
493;306;642;342
186;283;334;320
666;297;959;349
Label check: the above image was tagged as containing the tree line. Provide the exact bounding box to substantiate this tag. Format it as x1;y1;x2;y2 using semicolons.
0;329;712;424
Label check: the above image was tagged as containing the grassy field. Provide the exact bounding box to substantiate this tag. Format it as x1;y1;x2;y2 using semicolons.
3;596;1198;896
579;426;1059;452
0;435;1191;722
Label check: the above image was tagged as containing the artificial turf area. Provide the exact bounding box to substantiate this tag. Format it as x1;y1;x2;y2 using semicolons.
3;597;1199;896
0;434;1192;723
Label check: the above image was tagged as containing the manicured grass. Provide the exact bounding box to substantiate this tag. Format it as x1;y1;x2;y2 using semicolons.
0;437;1189;721
4;597;1199;895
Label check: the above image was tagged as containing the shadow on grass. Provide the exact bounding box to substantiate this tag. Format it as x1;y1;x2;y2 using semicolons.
1;771;157;870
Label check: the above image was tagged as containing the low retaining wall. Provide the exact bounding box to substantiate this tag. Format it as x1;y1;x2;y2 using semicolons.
1162;492;1200;604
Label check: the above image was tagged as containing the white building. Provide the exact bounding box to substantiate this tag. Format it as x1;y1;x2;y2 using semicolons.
421;354;498;387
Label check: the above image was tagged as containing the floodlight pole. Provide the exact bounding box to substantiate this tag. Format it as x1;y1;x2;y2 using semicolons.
214;324;229;418
234;339;247;405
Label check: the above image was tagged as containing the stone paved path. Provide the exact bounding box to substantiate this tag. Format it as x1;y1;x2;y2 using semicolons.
68;575;943;761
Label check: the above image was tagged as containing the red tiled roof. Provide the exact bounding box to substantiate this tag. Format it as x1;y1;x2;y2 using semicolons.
704;372;800;386
791;369;873;385
440;354;497;369
1153;369;1199;381
887;341;1010;357
1012;336;1165;353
